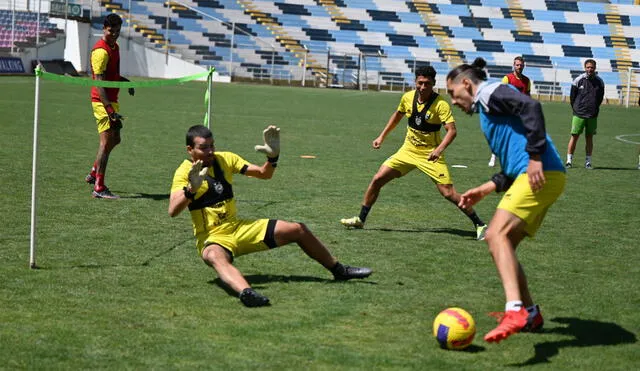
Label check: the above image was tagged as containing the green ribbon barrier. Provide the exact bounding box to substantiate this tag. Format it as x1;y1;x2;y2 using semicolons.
34;65;215;88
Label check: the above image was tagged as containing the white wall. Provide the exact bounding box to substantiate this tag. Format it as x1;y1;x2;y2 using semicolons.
20;18;229;82
19;36;65;71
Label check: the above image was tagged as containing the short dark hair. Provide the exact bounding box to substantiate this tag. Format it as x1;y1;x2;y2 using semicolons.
514;56;524;63
446;57;487;83
415;65;436;81
584;59;596;67
186;125;213;147
103;14;122;28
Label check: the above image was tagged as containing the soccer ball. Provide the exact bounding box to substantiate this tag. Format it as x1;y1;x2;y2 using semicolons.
433;307;476;350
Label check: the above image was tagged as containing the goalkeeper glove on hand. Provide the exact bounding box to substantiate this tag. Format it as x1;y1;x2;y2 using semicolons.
105;104;124;128
188;160;208;192
128;87;135;96
254;125;280;159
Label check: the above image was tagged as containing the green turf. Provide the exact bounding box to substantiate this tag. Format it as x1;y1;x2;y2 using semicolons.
1;76;638;369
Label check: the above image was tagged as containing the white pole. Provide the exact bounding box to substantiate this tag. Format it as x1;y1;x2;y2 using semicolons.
87;0;93;72
165;2;170;64
207;68;213;128
127;0;132;50
35;0;41;62
228;22;235;77
301;45;307;87
626;67;632;108
30;66;42;269
11;0;15;54
553;62;558;101
64;0;68;35
270;47;275;84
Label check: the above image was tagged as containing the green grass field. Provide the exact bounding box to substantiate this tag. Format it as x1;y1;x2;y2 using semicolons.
1;76;638;369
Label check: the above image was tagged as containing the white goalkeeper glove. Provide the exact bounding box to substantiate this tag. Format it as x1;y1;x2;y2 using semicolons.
254;125;280;159
188;160;208;192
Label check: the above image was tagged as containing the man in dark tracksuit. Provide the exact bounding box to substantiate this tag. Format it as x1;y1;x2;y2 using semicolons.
565;59;605;169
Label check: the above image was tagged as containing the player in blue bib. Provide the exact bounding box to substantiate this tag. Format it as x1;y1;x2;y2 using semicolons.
446;58;566;343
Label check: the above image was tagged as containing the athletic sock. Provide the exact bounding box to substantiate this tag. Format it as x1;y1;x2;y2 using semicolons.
585;155;592;164
505;300;523;312
464;210;484;227
95;174;105;192
567;154;573;163
359;205;371;223
90;161;97;177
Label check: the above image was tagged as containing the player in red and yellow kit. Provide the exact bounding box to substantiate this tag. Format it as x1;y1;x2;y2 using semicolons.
489;56;532;167
85;13;135;199
169;125;372;307
340;66;487;240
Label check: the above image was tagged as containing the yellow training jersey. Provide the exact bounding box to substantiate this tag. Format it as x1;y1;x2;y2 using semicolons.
171;151;250;235
397;90;455;150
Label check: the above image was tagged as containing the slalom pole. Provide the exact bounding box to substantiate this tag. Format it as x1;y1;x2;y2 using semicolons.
30;65;42;269
206;67;213;128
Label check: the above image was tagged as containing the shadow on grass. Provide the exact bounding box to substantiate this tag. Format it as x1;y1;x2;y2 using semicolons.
462;344;486;353
513;317;637;367
367;227;476;239
116;192;170;200
42;237;191;269
209;274;377;298
583;167;638;171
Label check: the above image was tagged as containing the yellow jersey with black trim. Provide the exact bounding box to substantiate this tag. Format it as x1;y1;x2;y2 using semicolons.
397;90;455;150
171;151;250;235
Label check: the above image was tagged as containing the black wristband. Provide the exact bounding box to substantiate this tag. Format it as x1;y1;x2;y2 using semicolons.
490;172;514;193
183;186;196;200
268;155;279;168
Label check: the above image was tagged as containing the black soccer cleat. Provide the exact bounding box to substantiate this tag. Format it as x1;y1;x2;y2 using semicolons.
331;262;373;281
239;288;270;307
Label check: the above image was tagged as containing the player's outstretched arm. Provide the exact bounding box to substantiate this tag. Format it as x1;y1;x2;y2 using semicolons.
247;125;280;179
458;181;496;209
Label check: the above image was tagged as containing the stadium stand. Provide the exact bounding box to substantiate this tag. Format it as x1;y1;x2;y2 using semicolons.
4;0;639;101
0;9;63;51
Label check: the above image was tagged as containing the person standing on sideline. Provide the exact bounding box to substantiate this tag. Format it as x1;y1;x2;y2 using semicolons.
340;66;488;240
565;59;605;169
169;125;372;307
488;56;532;167
85;13;135;198
446;58;566;343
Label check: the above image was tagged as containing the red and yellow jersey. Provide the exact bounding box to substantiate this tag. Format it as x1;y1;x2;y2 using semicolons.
502;73;531;96
90;39;120;103
171;151;250;235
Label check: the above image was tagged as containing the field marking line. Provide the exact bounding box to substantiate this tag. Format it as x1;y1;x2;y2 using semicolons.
614;134;640;145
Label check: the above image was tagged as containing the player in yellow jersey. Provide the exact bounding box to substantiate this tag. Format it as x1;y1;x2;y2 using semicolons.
169;125;372;307
341;66;488;240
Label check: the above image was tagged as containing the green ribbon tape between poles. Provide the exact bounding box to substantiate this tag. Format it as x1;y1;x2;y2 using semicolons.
34;65;215;88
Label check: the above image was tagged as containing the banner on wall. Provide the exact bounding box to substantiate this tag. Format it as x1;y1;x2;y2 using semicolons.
0;57;26;74
49;1;83;18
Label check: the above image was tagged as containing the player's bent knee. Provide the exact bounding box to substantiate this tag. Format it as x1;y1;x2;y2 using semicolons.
295;222;310;237
202;245;232;267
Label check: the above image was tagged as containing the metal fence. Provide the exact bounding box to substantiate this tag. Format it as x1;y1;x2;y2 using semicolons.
2;0;639;106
